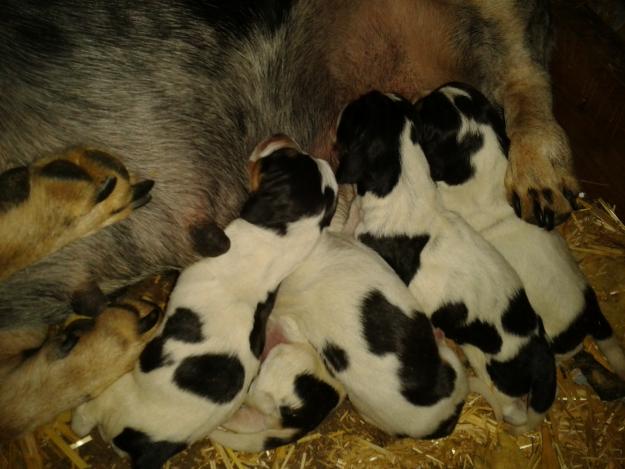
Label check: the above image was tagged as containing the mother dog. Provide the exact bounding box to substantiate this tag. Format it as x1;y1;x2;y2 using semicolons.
0;0;576;328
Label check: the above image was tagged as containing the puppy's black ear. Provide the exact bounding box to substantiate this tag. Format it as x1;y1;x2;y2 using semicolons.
188;220;230;257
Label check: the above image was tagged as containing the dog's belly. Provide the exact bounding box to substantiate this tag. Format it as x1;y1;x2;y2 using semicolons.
0;0;464;327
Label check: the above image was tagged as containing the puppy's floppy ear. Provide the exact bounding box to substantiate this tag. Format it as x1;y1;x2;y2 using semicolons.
188;220;230;257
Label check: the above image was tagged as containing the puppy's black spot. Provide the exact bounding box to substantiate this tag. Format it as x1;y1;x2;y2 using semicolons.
322;342;349;372
358;233;430;286
173;354;245;403
551;287;614;355
83;149;129;179
0;166;30;212
241;152;327;235
276;373;341;438
140;337;168;373
112;427;185;469
431;302;502;355
361;290;455;405
264;436;290;450
39;159;91;181
422;401;464;439
501;290;537;336
189;220;231;257
250;289;278;359
12;15;71;58
487;334;556;413
163;307;203;343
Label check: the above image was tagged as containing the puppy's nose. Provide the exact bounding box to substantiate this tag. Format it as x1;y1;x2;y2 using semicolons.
250;134;301;162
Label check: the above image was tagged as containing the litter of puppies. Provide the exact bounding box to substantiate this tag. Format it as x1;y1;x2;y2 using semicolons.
2;86;625;468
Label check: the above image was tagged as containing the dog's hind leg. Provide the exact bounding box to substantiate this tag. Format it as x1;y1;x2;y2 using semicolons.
0;271;177;441
0;146;154;281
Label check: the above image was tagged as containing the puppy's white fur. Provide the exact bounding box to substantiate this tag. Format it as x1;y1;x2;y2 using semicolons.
270;231;468;438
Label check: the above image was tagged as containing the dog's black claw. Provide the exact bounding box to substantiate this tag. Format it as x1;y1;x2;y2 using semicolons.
512;192;522;218
131;180;155;209
533;200;544;227
95;176;118;204
563;188;579;211
137;307;162;334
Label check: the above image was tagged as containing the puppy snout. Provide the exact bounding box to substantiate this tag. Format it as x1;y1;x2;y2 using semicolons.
250;133;301;162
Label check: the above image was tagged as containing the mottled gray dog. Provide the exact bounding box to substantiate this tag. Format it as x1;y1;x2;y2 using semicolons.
1;0;576;329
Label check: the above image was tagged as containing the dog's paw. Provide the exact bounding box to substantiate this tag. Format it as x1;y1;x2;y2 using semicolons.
505;123;579;230
29;147;154;235
0;147;154;280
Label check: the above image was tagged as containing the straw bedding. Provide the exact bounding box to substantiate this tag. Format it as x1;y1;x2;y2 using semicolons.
2;197;624;469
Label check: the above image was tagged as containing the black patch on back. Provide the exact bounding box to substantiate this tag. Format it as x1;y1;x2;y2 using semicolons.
12;13;71;58
83;149;130;179
189;220;231;257
250;288;278;359
360;290;456;406
322;342;349;372
551;287;614;355
358;233;430;286
486;334;556;413
241;151;327;235
277;373;341;435
39;159;91;181
139;337;169;373
431;302;502;355
112;427;185;469
173;353;245;403
422;401;464;440
501;290;537;336
0;166;30;212
336;91;419;197
162;307;204;343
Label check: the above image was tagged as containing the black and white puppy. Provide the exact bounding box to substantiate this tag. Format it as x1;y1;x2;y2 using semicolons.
414;82;625;380
209;314;345;452
269;230;468;439
71;135;338;469
335;91;556;431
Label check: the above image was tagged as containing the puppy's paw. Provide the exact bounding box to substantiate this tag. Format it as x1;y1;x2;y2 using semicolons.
505;123;579;230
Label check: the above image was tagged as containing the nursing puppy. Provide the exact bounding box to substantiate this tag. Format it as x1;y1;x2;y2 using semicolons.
414;83;625;381
209;315;345;452
335;91;556;431
71;135;337;469
269;231;468;439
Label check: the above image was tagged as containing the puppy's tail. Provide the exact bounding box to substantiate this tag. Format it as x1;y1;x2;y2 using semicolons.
584;288;625;381
209;427;300;453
